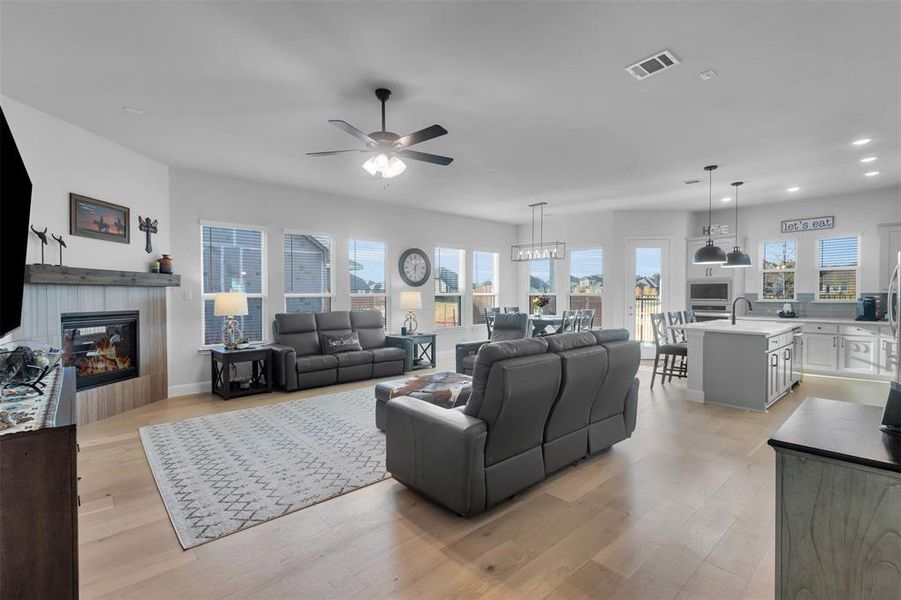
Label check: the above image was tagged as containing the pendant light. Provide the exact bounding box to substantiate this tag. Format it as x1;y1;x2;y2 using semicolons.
510;202;566;261
723;181;752;268
693;164;728;265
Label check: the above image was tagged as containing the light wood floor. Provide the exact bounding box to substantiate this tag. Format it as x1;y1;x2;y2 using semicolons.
77;361;890;599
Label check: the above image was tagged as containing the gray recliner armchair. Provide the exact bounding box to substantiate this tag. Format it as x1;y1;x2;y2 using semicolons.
455;312;530;375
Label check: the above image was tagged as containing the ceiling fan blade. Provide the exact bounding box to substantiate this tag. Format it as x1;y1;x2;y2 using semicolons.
306;149;368;156
393;125;448;149
398;149;454;166
328;120;377;146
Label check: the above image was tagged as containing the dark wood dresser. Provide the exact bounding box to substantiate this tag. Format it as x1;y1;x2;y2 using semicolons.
768;397;901;600
0;367;78;599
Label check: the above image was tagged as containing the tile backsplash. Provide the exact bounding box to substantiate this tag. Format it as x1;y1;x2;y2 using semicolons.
743;292;888;319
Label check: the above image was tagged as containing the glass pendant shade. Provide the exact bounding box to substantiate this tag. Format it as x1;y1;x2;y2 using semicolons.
692;164;727;265
362;153;406;178
694;239;728;264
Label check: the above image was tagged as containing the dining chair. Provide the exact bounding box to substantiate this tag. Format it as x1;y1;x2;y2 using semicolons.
503;306;520;313
667;311;687;344
575;308;595;331
682;309;696;324
545;310;579;336
484;306;501;338
650;312;687;388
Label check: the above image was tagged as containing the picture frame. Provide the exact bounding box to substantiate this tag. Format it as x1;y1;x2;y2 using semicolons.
69;193;130;244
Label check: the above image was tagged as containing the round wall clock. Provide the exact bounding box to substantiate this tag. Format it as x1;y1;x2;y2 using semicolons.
398;248;431;287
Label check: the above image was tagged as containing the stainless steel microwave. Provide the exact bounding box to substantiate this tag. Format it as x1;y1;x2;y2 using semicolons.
688;279;732;302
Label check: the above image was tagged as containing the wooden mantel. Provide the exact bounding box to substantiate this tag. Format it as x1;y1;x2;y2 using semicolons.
24;264;180;287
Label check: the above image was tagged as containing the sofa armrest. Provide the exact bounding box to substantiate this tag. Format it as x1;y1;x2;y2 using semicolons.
386;396;488;515
384;336;414;372
455;340;487;373
267;344;297;391
624;377;639;436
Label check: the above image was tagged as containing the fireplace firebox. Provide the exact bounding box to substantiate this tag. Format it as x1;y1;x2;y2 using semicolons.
61;311;139;390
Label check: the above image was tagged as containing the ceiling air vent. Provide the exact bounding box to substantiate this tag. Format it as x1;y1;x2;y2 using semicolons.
626;50;680;80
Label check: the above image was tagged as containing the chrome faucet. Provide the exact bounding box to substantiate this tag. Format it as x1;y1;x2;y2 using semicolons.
732;296;752;325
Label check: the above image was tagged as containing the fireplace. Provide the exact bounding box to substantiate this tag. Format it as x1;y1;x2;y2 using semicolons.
61;311;139;391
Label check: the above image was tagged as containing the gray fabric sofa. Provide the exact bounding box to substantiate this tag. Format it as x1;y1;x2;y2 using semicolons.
269;310;409;391
455;312;530;375
386;329;640;516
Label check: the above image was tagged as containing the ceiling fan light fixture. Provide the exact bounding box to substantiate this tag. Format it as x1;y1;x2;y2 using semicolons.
383;156;406;178
362;156;379;176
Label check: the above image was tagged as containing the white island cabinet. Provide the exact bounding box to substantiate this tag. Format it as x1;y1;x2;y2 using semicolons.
680;320;802;411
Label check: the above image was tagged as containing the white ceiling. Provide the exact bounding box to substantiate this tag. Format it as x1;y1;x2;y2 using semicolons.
1;1;899;224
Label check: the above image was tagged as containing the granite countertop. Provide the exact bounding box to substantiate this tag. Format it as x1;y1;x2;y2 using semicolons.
769;397;901;473
679;320;799;337
737;315;889;326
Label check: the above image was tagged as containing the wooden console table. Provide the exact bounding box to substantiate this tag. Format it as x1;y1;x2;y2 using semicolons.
386;333;436;371
768;397;901;599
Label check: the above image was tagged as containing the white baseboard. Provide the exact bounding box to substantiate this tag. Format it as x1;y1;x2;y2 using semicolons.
168;381;211;398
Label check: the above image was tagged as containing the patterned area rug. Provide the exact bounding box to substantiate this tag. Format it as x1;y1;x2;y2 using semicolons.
139;387;388;549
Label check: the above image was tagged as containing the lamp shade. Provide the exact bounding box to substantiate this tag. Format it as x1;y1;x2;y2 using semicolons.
213;291;248;317
399;291;422;310
693;240;728;265
723;247;752;268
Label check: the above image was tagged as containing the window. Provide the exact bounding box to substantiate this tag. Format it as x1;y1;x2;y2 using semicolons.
529;259;557;314
349;240;388;326
472;251;499;325
202;224;265;345
569;247;602;324
817;236;859;301
760;240;797;300
284;233;332;313
435;247;465;327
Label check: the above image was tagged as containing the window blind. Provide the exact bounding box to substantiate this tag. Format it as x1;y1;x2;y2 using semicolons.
284;234;331;294
570;248;603;294
435;247;462;294
349;240;386;294
818;236;858;300
818;237;858;268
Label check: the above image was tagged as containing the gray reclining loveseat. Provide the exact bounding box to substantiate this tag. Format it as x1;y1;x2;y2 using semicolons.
269;310;409;391
385;329;640;515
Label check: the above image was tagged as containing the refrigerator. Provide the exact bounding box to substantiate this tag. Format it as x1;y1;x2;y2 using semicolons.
890;250;901;383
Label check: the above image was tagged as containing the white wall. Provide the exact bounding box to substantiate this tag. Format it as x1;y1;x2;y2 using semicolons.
516;209;693;330
1;96;170;272
694;186;901;298
167;169;519;395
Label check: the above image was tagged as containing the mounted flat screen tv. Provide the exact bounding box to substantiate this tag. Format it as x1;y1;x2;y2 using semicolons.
0;104;33;338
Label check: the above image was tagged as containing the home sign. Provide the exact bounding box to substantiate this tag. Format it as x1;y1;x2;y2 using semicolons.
781;216;834;233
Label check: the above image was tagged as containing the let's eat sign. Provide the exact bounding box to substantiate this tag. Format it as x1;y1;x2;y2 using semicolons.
781;216;834;233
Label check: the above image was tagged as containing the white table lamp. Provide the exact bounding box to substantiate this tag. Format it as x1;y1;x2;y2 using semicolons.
400;291;422;334
214;291;248;349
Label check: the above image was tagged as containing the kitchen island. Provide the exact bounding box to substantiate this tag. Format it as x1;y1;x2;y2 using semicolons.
680;320;802;410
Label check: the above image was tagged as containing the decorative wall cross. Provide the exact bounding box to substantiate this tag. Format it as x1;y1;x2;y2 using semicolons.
138;216;158;254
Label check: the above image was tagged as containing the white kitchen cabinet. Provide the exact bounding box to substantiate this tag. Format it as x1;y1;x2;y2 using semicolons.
880;338;898;376
802;333;838;371
838;336;878;375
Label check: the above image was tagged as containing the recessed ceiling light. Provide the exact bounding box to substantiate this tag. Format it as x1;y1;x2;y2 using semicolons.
122;106;145;116
865;171;880;177
860;156;877;163
852;138;871;146
699;69;717;81
721;197;732;202
787;186;800;192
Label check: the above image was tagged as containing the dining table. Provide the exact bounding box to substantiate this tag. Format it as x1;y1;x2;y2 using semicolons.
527;314;563;337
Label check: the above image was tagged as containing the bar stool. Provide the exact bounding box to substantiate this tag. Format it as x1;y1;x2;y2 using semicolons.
650;313;687;388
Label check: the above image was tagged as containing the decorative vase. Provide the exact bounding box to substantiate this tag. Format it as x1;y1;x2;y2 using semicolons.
158;254;173;274
535;306;543;316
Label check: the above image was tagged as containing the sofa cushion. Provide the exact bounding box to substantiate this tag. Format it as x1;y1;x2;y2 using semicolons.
490;313;529;342
350;310;387;349
320;331;363;355
591;328;630;345
370;346;406;363
545;332;597;353
296;354;338;373
461;354;477;371
336;350;373;367
274;313;320;356
464;337;549;417
315;311;352;333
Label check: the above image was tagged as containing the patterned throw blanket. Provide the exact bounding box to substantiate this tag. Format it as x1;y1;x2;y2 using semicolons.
388;371;473;408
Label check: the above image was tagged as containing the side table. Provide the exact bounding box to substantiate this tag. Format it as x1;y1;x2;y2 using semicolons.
386;333;437;371
210;347;273;400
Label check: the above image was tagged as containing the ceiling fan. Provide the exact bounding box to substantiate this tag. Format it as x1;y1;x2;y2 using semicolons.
307;88;453;178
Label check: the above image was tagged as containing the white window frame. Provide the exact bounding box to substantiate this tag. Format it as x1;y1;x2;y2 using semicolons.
435;246;466;329
200;220;268;347
283;229;334;313
568;246;603;317
472;250;499;325
759;239;797;302
349;239;389;328
529;258;556;314
816;234;860;303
